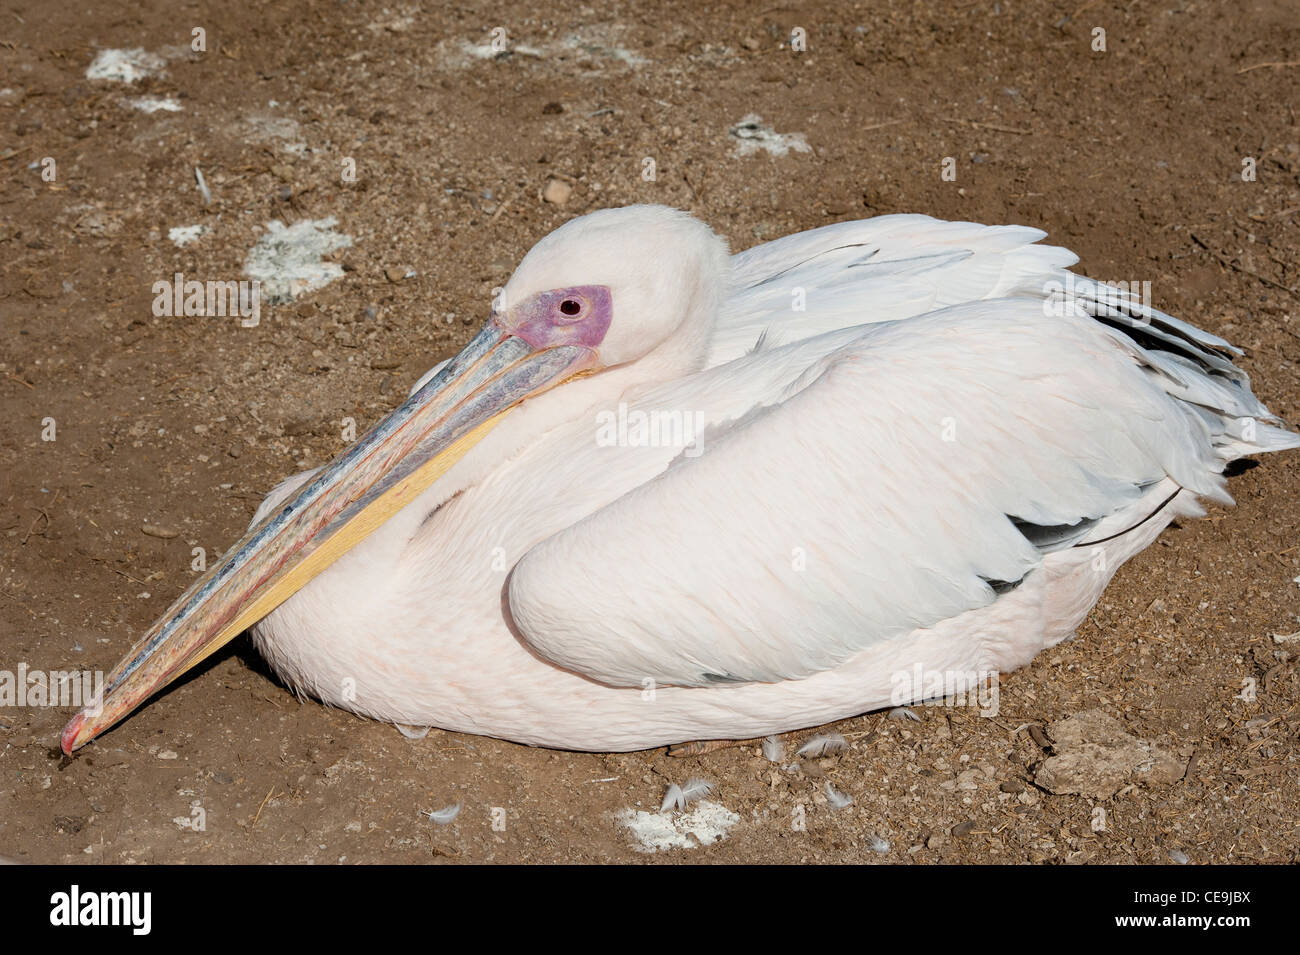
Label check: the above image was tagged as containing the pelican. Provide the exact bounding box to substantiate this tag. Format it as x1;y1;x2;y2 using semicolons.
62;205;1297;754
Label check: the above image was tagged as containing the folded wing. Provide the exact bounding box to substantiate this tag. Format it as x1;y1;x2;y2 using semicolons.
508;298;1272;688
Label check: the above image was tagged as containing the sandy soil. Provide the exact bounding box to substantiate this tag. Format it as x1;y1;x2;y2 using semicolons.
1;0;1297;864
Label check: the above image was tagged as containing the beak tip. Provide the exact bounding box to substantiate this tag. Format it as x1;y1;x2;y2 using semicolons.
60;712;88;755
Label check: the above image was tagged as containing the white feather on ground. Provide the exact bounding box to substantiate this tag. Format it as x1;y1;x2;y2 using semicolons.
796;733;848;757
825;782;854;809
762;735;785;762
424;803;461;824
661;778;715;812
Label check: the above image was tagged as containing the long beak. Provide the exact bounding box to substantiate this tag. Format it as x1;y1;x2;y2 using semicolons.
61;320;598;753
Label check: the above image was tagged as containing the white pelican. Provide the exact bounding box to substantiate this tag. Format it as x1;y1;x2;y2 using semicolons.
62;205;1298;754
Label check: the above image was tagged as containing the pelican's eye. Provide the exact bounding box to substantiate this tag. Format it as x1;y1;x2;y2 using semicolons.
501;286;610;348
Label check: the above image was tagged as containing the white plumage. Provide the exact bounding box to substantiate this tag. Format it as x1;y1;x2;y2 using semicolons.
243;205;1297;751
825;782;854;810
795;734;849;759
661;778;715;812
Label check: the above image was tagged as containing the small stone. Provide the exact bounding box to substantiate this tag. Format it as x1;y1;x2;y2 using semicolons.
741;37;761;51
927;833;946;850
543;179;572;205
157;750;178;760
952;820;978;837
541;101;563;115
384;267;406;284
141;523;178;539
227;443;242;458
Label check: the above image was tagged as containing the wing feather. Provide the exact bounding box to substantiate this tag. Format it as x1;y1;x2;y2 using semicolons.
508;300;1236;688
710;215;1077;365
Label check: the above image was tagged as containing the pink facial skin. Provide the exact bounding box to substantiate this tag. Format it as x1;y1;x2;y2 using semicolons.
496;285;613;351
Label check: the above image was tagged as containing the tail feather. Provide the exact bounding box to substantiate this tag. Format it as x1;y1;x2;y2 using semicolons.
1053;270;1297;462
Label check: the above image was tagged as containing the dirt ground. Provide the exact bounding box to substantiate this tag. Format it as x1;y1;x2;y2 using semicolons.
1;0;1298;864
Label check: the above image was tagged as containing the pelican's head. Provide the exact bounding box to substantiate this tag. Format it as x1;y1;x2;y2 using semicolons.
498;204;729;370
60;205;728;753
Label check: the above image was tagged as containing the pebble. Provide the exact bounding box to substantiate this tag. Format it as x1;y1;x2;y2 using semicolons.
141;523;178;539
543;179;572;205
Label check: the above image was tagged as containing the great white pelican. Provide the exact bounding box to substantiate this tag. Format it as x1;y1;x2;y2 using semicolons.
62;205;1298;754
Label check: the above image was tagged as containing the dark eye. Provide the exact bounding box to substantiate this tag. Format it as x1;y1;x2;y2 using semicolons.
559;299;582;316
